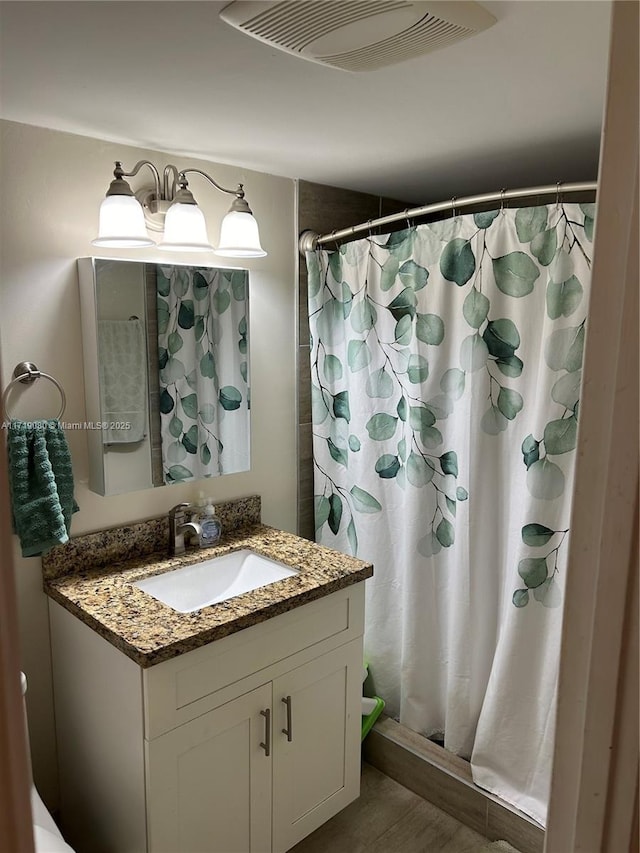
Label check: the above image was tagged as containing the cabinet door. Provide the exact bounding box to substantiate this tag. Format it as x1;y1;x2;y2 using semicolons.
272;639;362;853
146;683;272;853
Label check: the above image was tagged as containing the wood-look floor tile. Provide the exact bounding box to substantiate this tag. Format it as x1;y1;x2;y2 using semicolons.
486;800;544;853
370;796;490;853
363;716;540;850
290;763;422;853
364;728;488;836
370;716;473;782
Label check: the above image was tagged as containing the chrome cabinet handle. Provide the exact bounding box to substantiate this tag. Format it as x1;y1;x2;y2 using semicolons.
281;695;292;742
260;708;271;756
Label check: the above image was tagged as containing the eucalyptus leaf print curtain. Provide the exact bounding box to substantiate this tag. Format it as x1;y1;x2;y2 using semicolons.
307;201;594;825
157;265;249;483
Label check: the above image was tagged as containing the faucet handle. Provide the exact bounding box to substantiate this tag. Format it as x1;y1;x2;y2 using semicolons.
169;502;191;521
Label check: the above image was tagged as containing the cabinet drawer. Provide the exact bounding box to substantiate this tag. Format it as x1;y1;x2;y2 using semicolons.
144;582;365;738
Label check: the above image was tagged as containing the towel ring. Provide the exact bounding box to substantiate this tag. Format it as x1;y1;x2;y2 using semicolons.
2;362;66;421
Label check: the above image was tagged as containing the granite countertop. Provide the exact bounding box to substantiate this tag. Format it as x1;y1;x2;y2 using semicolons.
44;521;373;668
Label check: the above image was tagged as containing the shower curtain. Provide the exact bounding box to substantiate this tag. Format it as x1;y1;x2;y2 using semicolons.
307;201;593;825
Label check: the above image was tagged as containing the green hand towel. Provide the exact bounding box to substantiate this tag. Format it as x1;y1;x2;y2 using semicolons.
7;419;79;557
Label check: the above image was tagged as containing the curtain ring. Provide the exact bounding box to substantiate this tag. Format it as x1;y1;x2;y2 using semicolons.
500;188;507;215
451;196;457;218
367;219;373;239
330;229;339;252
404;208;411;230
555;181;562;209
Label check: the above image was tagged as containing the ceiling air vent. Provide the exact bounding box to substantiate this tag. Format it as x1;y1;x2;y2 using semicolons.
219;1;496;72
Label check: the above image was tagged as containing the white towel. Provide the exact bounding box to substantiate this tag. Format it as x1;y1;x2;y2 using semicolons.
98;318;147;444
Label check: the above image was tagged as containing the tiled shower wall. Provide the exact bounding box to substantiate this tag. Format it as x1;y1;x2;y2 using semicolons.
296;180;409;539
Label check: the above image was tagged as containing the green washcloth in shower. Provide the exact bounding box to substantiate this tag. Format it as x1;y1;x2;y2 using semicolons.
7;419;79;557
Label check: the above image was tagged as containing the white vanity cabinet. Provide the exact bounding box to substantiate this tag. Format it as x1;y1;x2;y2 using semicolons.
49;581;365;853
147;642;362;853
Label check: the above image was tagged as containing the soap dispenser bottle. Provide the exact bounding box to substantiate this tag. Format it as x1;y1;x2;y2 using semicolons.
194;491;207;522
200;499;222;547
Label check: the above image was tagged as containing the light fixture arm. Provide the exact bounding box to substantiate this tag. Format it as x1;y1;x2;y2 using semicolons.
178;169;253;214
179;168;238;197
162;164;180;201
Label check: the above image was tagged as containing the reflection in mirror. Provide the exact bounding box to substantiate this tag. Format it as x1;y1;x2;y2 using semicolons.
78;258;250;496
157;265;249;483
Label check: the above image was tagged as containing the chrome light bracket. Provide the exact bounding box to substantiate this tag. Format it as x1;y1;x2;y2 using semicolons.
135;188;171;232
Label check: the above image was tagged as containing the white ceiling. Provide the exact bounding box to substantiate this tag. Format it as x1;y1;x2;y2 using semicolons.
0;1;611;203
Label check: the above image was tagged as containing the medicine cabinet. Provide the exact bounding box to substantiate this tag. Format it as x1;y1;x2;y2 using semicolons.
78;258;250;495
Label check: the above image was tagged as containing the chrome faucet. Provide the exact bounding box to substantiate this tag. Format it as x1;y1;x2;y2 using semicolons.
168;502;203;556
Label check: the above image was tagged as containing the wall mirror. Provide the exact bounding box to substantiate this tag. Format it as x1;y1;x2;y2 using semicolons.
78;258;250;496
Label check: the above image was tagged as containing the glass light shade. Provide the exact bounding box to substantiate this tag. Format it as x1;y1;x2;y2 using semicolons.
216;210;267;258
91;195;154;248
157;202;215;252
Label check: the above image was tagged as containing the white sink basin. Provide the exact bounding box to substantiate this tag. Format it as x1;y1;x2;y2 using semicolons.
133;549;298;613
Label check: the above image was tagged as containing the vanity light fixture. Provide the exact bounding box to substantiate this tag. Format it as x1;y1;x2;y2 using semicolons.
92;160;267;257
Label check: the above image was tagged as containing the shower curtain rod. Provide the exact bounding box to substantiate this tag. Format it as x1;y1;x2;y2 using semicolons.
298;180;597;253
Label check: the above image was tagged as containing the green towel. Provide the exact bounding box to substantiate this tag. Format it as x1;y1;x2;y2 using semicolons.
7;419;79;557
